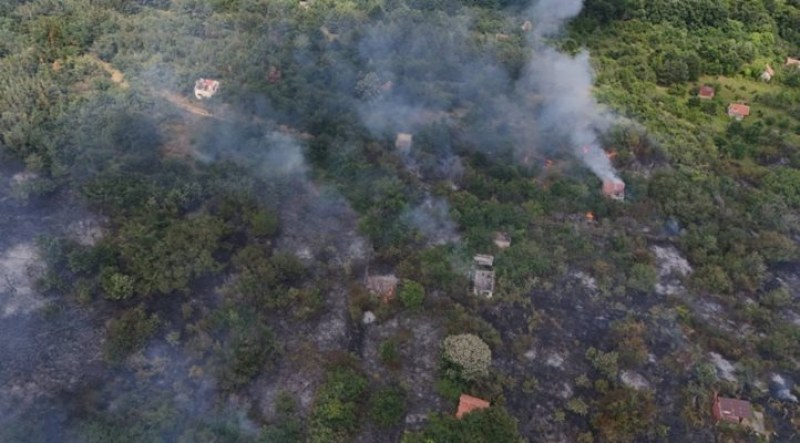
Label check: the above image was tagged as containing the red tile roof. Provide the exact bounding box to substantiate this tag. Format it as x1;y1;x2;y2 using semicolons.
698;85;715;98
602;179;625;200
712;396;753;423
456;394;490;419
727;103;751;117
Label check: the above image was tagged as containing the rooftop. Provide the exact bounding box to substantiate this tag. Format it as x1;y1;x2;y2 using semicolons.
727;103;751;118
493;232;511;249
602;179;625;201
713;396;754;423
474;254;494;268
395;133;413;152
194;78;219;100
365;275;398;302
698;85;715;99
456;394;490;419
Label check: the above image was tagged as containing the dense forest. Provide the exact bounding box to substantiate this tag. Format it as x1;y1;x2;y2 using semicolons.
1;0;799;442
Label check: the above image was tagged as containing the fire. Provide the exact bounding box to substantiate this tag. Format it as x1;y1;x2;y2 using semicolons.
582;145;590;155
585;212;595;222
606;149;617;160
544;159;554;169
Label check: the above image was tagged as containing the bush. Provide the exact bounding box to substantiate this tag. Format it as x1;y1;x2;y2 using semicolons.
591;388;656;443
309;367;368;443
379;338;401;368
220;321;278;390
399;279;425;309
104;306;159;361
402;407;521;443
443;334;491;381
369;384;407;428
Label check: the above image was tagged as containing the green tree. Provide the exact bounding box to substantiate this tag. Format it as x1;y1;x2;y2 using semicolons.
399;279;425;309
369;384;407;428
443;334;492;381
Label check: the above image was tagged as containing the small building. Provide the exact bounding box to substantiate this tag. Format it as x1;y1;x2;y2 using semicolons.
698;85;715;100
472;255;495;298
712;395;753;424
602;179;625;201
366;275;398;303
727;103;751;120
456;394;490;419
194;78;219;100
712;394;770;437
493;232;511;249
760;64;775;82
395;133;413;153
473;254;494;268
786;57;800;68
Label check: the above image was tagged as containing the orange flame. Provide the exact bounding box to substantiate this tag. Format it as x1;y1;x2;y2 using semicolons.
545;159;554;169
585;212;595;221
606;149;618;160
582;145;590;155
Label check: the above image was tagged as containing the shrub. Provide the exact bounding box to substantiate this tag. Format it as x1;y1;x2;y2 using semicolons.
369;384;407;428
443;334;491;381
309;367;367;443
399;279;425;309
104;306;159;361
379;338;401;368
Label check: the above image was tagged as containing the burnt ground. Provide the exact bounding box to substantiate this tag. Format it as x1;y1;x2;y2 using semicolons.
0;166;107;428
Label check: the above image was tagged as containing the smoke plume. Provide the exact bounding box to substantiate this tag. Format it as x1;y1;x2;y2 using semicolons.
531;0;585;39
527;0;620;182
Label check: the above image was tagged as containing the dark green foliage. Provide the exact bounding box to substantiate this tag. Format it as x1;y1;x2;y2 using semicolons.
309;367;368;443
398;279;425;310
379;337;402;368
261;393;304;443
222;326;275;389
114;214;227;295
104;306;159;361
590;388;657;443
369;384;407;428
402;406;522;443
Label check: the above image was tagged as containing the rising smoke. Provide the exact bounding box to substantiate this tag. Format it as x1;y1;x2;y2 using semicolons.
526;0;620;182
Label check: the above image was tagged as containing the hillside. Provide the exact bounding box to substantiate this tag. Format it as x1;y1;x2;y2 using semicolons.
0;1;799;442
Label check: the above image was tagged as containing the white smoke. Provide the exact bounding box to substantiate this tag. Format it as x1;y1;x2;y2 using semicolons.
527;0;620;182
531;0;585;39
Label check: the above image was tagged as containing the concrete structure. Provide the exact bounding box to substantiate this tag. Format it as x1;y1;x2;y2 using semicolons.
698;85;715;99
194;78;219;99
366;275;398;303
493;232;511;249
602;179;625;201
472;255;495;298
727;103;751;120
456;394;490;419
761;64;775;82
395;133;413;154
712;395;753;424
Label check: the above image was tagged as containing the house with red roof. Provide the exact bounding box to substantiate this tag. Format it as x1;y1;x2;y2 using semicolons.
456;394;490;419
727;103;750;120
698;85;715;100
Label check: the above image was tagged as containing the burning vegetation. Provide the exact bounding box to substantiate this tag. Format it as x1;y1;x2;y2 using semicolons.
2;0;800;442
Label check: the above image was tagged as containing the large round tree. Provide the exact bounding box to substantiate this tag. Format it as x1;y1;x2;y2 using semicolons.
443;334;491;381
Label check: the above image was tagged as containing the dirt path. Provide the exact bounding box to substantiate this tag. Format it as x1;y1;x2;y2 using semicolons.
156;90;215;118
